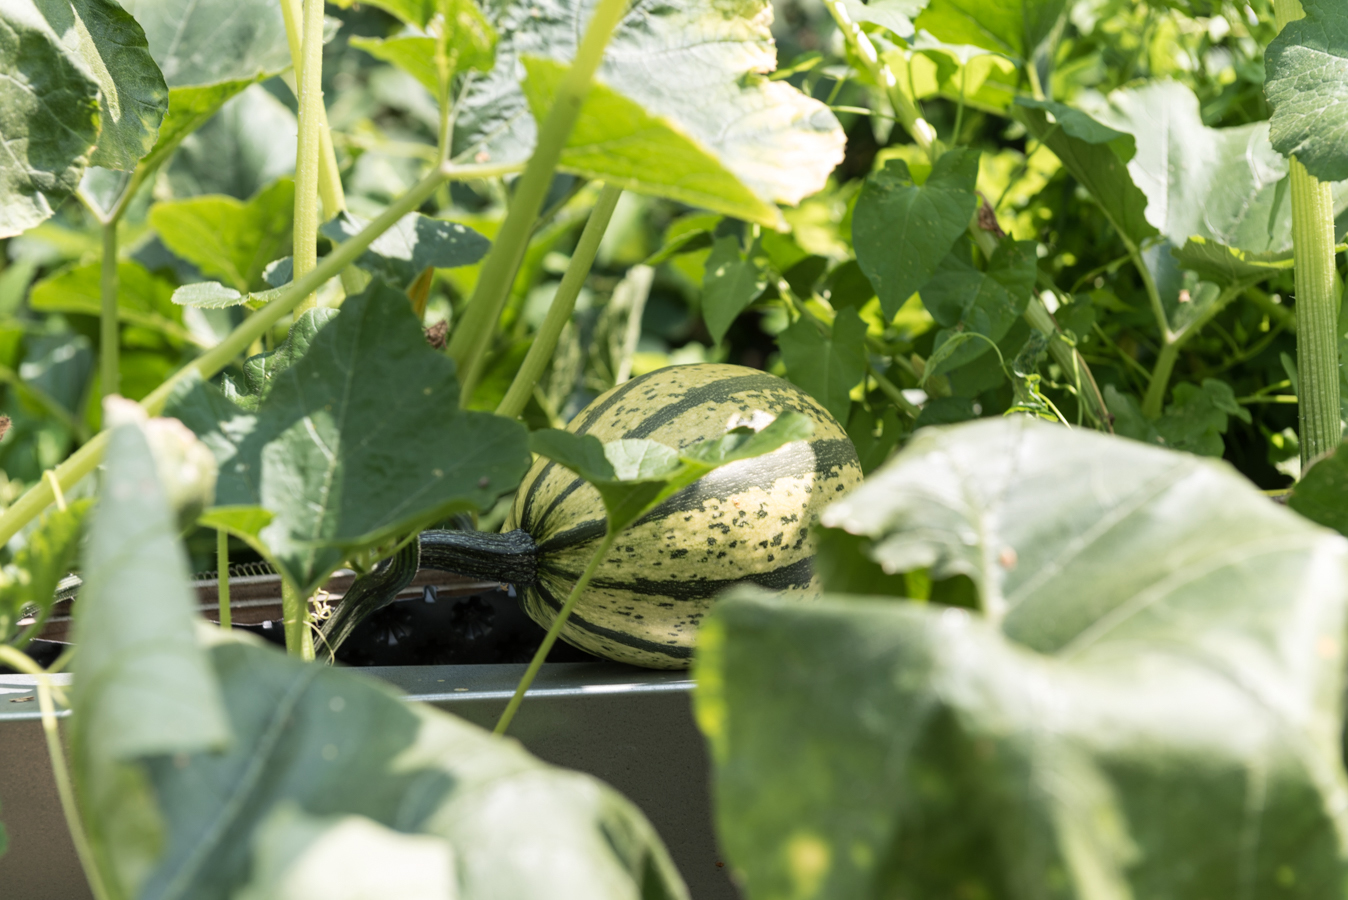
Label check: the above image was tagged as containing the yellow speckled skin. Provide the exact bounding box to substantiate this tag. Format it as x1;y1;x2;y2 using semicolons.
504;363;863;668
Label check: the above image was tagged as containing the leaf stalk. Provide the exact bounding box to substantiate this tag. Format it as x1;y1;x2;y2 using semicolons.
494;530;617;735
446;0;632;399
496;184;623;419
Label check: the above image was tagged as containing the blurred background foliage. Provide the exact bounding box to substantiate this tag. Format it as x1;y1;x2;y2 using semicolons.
0;0;1315;570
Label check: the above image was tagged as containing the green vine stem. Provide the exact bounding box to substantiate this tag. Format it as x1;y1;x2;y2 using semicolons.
0;164;455;548
35;675;111;900
494;530;617;735
822;0;937;159
1273;0;1340;465
496;184;623;419
291;0;328;314
217;530;232;630
1140;283;1248;418
1287;157;1341;463
281;578;314;660
99;224;119;397
279;0;347;222
446;0;632;400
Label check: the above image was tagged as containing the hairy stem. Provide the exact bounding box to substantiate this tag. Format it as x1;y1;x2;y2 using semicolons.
0;167;452;548
1288;158;1341;463
496;184;623;419
279;0;347;220
446;0;631;400
36;675;111;900
291;0;328;313
494;531;616;736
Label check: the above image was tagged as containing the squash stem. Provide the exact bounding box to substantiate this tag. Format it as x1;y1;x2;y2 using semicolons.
1273;0;1341;465
35;675;112;900
291;0;327;313
281;578;315;660
446;0;632;401
217;530;232;630
497;184;623;419
494;530;617;736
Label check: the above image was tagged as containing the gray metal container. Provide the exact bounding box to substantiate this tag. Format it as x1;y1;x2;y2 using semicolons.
0;663;736;900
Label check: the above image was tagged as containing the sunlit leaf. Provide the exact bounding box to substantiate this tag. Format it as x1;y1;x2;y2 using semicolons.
0;0;101;237
915;0;1069;60
31;260;194;344
852;149;980;319
0;500;90;645
150;178;294;293
71;411;231;895
453;0;844;228
697;416;1348;899
1265;0;1348;182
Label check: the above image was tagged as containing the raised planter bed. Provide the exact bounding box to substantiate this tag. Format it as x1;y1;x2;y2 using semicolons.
0;575;737;900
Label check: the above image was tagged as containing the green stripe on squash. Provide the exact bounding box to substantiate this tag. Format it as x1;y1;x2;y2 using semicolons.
507;363;863;669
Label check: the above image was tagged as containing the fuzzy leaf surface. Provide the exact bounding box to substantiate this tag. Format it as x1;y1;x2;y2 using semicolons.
1265;0;1348;183
452;0;844;227
697;416;1348;899
0;0;101;237
167;281;532;596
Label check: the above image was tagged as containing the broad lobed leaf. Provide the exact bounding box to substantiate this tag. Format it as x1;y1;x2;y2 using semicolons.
168;281;532;596
1266;0;1348;183
698;416;1348;899
452;0;844;227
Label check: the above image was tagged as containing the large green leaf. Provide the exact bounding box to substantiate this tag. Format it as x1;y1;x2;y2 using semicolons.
695;416;1348;899
125;0;294;173
71;411;231;895
915;0;1069;60
0;499;90;645
123;0;291;90
45;0;168;170
346;0;496;92
1083;80;1294;254
1016;98;1157;248
167;281;532;597
452;0;844;228
70;409;687;900
128;635;689;900
921;235;1036;372
1266;0;1348;183
1170;236;1295;285
701;234;766;345
0;0;101;237
852;149;980;319
149;178;294;293
777;308;867;423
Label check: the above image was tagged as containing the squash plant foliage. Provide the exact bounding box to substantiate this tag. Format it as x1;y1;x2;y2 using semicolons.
10;0;1348;894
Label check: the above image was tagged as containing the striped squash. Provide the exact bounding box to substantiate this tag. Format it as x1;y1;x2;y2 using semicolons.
505;363;863;668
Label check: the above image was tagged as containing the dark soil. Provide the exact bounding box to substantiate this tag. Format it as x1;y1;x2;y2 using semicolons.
2;584;596;674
